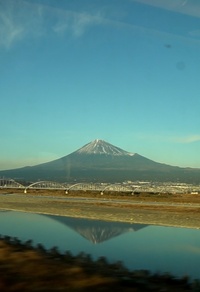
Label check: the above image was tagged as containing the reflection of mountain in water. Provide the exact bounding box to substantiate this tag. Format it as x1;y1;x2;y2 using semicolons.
45;215;148;244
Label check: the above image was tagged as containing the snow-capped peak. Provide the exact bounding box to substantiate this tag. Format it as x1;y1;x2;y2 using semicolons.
76;139;135;156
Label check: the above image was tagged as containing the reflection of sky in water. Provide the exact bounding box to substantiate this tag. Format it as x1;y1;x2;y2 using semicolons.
0;211;200;279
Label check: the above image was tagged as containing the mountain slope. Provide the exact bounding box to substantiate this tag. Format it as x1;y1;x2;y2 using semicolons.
0;139;200;183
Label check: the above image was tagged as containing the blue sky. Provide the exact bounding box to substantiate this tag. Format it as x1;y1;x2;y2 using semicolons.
1;0;200;170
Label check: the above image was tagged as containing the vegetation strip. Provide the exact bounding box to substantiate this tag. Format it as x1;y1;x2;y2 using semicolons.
0;235;199;291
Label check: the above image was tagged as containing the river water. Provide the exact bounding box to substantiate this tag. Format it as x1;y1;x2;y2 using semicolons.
1;210;200;279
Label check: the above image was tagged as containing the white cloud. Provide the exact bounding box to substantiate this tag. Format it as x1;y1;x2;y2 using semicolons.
180;244;200;255
72;12;102;37
0;0;107;48
0;8;25;48
53;11;105;37
173;135;200;143
0;0;46;48
1;0;200;50
189;29;200;38
131;0;200;18
136;133;200;144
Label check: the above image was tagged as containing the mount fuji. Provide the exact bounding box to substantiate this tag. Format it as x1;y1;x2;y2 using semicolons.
45;215;148;244
75;139;135;156
1;139;200;183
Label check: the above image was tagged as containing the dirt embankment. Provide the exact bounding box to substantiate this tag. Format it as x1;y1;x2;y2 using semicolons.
0;190;200;228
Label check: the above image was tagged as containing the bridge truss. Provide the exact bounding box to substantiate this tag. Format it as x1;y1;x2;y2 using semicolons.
0;178;24;189
0;178;199;194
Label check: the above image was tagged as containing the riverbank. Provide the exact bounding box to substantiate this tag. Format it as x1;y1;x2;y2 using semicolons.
0;235;197;292
0;191;200;228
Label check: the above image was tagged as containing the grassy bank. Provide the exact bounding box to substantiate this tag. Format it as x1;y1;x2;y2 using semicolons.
0;235;199;291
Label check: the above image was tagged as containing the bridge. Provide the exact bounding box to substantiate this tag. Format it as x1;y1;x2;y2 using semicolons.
64;183;103;194
0;178;199;194
0;178;140;194
100;183;138;195
0;178;24;189
24;181;67;193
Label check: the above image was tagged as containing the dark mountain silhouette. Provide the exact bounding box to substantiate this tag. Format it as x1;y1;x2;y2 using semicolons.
1;139;200;183
45;215;148;244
